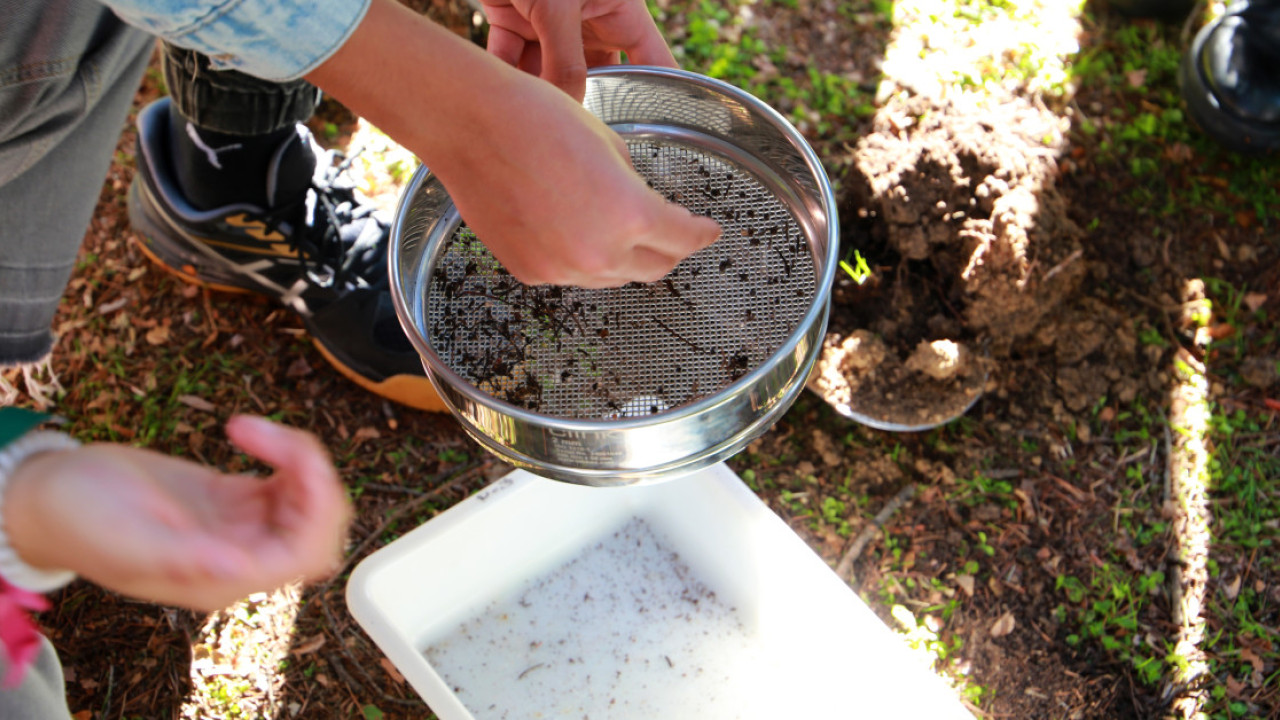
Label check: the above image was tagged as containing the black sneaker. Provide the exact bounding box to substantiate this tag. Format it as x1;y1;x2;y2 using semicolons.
1107;0;1195;21
1180;0;1280;155
127;98;445;411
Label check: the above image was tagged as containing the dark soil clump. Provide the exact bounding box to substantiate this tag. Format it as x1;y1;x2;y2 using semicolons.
816;91;1085;429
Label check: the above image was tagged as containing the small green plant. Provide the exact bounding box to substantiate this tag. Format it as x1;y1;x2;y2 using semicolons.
439;447;470;464
819;496;852;536
840;249;873;285
974;531;995;557
1136;325;1168;347
951;472;1017;510
1055;563;1168;688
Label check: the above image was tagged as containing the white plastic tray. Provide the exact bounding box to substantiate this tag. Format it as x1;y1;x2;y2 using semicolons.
347;463;974;719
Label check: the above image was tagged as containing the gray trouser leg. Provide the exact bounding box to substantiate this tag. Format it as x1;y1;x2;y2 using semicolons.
0;635;73;720
0;1;153;365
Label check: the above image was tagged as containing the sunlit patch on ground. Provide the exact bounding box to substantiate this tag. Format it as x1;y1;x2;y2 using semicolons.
1163;281;1213;718
181;585;302;720
884;0;1083;101
849;0;1085;705
341;120;421;215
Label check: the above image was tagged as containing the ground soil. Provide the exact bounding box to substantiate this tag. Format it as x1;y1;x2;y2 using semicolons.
7;1;1278;719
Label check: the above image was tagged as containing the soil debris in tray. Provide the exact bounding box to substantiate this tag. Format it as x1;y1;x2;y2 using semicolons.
421;517;756;719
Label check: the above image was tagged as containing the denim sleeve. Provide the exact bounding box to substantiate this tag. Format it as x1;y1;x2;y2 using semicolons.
99;0;372;81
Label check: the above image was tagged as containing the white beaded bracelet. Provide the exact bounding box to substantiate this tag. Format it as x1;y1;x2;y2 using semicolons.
0;430;80;593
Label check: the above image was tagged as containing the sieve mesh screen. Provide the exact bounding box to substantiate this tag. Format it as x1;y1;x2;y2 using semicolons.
423;138;816;420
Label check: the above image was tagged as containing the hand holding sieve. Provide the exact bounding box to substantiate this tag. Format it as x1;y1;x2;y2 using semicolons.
389;67;839;485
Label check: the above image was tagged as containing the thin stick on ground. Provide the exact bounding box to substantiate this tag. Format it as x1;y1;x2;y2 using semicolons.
318;458;494;594
835;483;916;580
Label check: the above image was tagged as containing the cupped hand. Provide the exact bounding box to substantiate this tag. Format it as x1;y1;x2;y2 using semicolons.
4;416;350;612
481;0;676;101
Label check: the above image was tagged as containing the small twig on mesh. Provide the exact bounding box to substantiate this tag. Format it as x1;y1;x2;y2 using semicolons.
835;483;916;580
650;316;714;356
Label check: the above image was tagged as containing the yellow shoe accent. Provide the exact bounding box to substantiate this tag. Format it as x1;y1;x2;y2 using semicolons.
134;233;447;413
311;338;447;412
131;234;253;295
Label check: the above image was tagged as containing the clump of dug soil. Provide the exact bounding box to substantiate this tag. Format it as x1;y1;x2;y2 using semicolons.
811;90;1086;428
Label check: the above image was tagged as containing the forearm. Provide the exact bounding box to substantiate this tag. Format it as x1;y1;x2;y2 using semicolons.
307;0;721;286
306;0;564;180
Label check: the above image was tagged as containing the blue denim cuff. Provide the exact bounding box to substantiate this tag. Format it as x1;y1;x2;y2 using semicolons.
104;0;372;81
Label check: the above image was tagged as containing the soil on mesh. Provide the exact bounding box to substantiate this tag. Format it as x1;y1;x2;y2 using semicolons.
812;90;1085;429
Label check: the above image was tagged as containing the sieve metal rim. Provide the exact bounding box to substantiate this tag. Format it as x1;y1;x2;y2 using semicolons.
450;345;821;483
388;66;839;482
392;183;816;433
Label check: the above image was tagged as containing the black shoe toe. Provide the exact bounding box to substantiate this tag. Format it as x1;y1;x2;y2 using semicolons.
1181;4;1280;154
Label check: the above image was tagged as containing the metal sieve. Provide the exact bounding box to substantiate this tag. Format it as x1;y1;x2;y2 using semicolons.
390;66;838;486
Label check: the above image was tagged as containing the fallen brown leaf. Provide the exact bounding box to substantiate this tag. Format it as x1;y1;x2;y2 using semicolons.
354;426;382;442
145;323;171;345
1223;575;1242;601
286;356;314;378
292;634;327;656
990;611;1016;638
178;394;216;412
1240;646;1266;687
1226;674;1247;699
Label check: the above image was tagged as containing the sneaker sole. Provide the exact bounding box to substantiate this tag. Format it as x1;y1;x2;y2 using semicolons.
310;338;448;412
128;181;448;412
